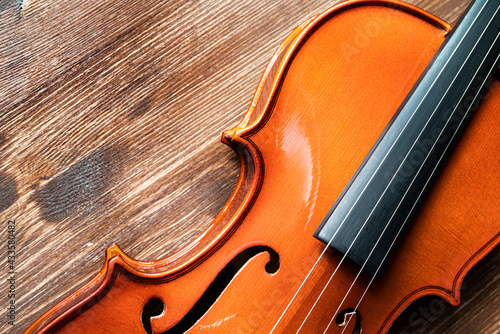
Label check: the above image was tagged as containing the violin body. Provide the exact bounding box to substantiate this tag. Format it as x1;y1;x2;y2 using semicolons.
27;1;500;333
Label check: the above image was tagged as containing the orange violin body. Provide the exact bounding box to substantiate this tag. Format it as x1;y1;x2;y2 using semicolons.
27;1;500;333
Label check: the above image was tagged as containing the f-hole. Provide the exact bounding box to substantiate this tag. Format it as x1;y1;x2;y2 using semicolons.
142;298;165;334
336;308;362;334
142;245;280;334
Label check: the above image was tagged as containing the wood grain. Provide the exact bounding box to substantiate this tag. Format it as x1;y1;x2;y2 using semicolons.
0;0;497;333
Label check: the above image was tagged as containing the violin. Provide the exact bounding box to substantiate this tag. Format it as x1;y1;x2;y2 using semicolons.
20;0;500;333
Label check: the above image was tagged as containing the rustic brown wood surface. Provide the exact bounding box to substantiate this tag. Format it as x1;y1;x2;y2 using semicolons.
0;0;498;333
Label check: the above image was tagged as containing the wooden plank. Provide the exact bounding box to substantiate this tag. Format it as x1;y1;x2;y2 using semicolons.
0;0;497;333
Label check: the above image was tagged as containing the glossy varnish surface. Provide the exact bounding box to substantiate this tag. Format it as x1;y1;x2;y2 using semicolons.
1;0;499;333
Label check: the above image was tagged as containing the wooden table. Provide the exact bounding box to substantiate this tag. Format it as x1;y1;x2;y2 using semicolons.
0;0;498;333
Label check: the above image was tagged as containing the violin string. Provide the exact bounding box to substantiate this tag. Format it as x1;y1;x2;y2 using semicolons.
287;1;491;332
268;4;483;329
336;45;500;334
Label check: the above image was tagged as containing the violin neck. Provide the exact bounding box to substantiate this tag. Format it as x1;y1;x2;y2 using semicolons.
314;0;500;277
